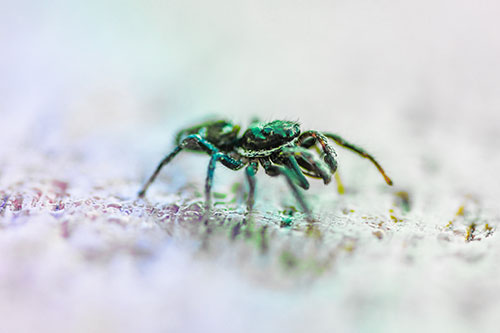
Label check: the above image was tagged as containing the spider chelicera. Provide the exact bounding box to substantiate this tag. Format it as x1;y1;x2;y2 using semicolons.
138;119;393;222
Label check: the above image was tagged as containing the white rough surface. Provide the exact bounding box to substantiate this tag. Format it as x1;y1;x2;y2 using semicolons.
2;1;500;332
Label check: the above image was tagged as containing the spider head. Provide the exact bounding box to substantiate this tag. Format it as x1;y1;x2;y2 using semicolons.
240;120;301;150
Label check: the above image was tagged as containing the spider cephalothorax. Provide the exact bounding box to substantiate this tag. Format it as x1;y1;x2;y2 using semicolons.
139;119;393;222
239;120;301;151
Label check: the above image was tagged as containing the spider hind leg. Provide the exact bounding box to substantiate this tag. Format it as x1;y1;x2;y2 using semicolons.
138;134;218;198
244;161;259;222
203;152;245;224
138;146;182;198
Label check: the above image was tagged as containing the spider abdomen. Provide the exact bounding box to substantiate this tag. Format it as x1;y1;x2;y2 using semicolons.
175;119;240;151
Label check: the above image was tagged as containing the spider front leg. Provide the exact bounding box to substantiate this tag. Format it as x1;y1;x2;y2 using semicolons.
138;134;219;198
279;153;310;190
260;158;314;222
281;146;332;185
322;132;393;186
297;131;338;174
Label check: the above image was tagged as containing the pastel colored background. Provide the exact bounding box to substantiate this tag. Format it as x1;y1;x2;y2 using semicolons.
1;1;500;332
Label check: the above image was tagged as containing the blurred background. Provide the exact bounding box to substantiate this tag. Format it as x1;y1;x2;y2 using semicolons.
2;0;500;138
2;0;500;205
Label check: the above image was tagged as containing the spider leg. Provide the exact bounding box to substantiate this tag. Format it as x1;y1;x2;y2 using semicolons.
138;146;182;198
245;161;259;218
138;134;227;198
281;146;332;185
322;132;393;186
260;158;313;222
203;152;245;223
297;131;338;174
278;154;310;189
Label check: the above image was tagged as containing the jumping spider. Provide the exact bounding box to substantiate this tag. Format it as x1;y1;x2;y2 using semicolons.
139;119;393;221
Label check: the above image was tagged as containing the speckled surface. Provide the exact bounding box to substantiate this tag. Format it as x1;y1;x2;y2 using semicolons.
1;113;499;332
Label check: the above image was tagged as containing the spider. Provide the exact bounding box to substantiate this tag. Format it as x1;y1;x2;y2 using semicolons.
138;119;393;222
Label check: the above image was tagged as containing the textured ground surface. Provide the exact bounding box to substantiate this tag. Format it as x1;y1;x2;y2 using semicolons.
1;113;499;333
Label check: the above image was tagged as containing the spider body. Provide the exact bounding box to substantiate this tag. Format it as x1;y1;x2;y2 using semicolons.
139;119;393;222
